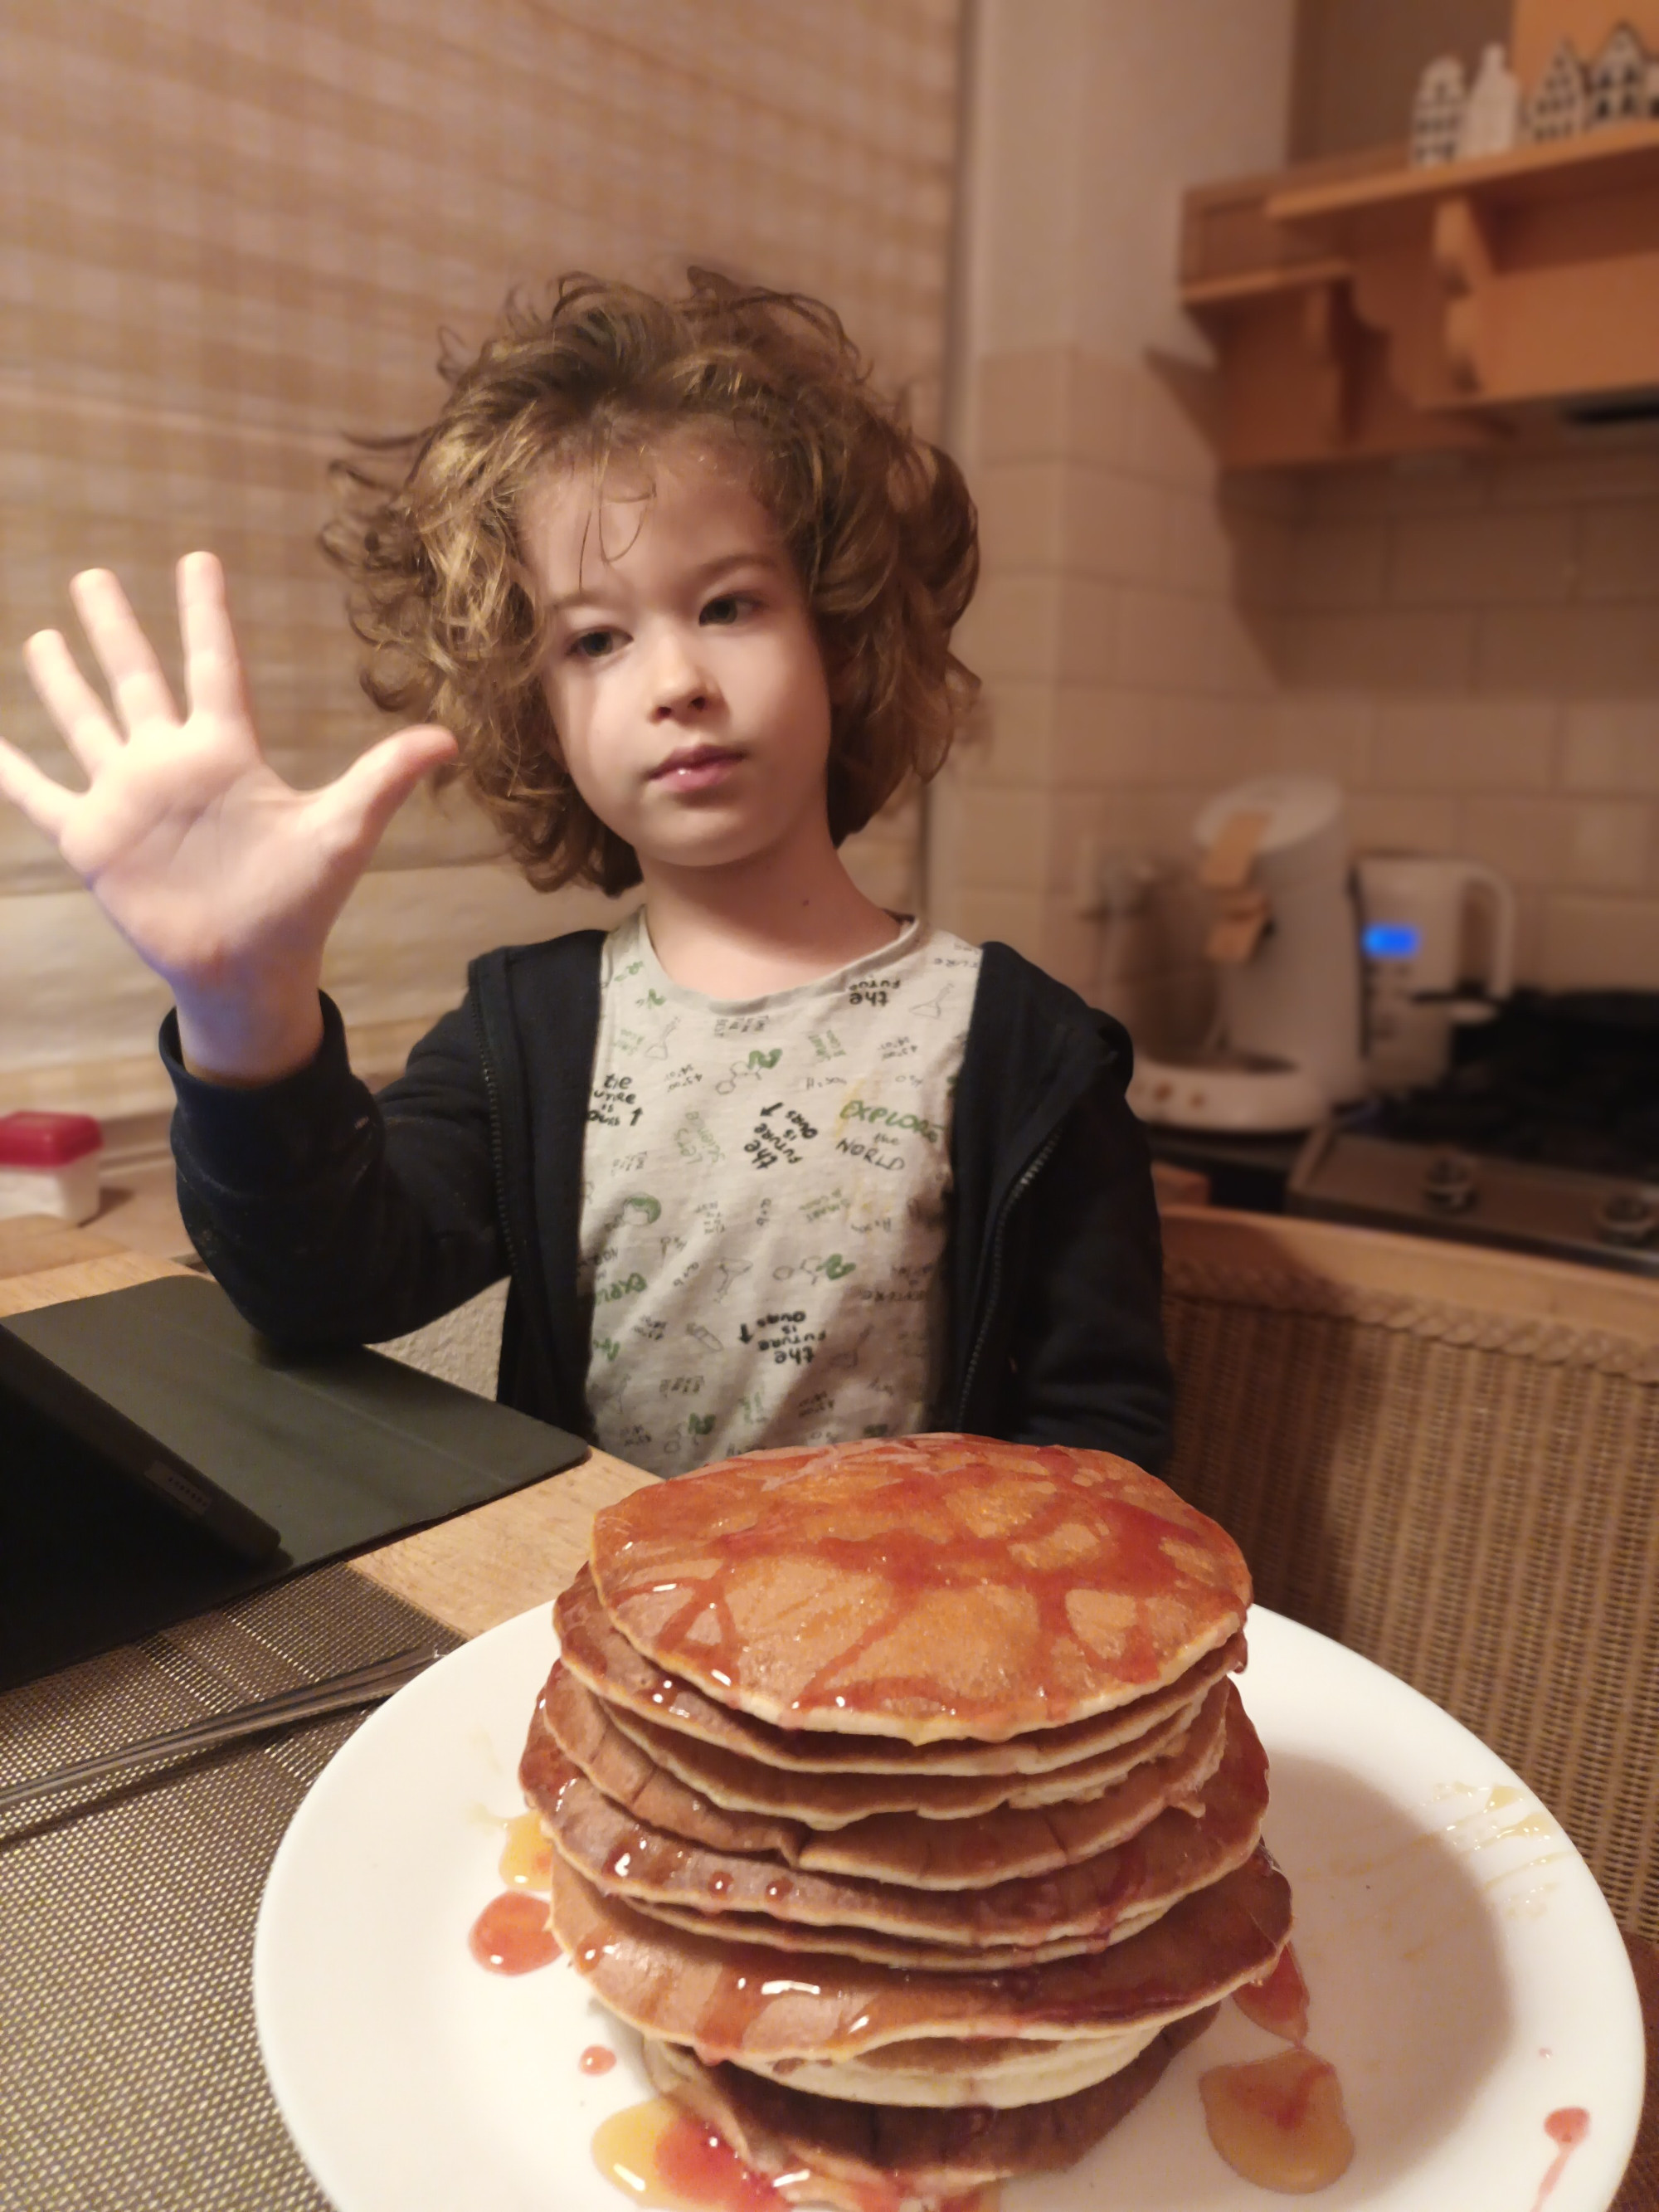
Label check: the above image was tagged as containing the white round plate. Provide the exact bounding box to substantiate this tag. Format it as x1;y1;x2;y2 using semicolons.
254;1605;1644;2212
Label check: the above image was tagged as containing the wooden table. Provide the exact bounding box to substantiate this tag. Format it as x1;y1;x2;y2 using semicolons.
2;1212;1652;2209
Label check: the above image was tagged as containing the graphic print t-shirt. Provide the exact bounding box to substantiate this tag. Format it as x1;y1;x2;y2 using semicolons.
578;910;982;1476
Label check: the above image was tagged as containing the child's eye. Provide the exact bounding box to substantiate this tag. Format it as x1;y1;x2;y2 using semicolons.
570;628;620;660
700;594;753;627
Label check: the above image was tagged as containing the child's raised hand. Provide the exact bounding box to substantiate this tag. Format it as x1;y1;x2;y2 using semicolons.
0;552;456;1082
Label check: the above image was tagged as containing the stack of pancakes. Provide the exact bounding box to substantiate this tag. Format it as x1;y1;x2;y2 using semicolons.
524;1434;1291;2209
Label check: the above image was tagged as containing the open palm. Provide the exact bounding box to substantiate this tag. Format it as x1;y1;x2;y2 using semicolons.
0;553;455;1076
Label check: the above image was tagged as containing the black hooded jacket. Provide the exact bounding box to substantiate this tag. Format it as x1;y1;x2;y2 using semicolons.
164;934;1174;1469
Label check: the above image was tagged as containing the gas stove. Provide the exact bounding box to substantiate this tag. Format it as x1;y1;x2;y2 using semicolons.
1287;991;1659;1276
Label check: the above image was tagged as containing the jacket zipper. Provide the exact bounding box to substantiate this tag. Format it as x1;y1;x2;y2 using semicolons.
470;998;526;1293
955;1124;1062;1424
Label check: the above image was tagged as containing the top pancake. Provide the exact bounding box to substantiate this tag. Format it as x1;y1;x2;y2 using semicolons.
588;1435;1251;1742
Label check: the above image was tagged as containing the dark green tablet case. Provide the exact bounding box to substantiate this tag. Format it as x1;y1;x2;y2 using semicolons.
0;1274;586;1688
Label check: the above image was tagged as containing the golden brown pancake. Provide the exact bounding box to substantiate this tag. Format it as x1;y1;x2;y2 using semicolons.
587;1435;1251;1740
621;1898;1169;1973
724;2026;1173;2108
531;1668;1228;1887
548;1841;1292;2061
546;1683;1263;1951
643;2012;1221;2203
557;1562;1246;1775
599;1674;1215;1828
522;1670;802;1859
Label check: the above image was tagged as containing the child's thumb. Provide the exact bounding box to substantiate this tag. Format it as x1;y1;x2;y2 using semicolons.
331;724;459;849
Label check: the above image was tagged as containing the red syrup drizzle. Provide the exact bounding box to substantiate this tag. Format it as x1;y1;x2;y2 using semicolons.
591;2098;999;2212
467;1891;560;1975
1528;2108;1590;2212
594;1442;1244;1736
581;2044;618;2076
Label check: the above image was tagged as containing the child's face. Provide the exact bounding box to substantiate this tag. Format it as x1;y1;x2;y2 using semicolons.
523;434;834;879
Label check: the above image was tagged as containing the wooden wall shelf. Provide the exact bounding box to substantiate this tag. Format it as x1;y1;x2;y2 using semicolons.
1182;123;1659;468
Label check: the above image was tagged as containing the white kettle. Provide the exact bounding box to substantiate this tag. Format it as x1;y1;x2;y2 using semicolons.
1356;855;1515;1090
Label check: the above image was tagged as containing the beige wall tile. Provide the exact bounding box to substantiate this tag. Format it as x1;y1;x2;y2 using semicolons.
1559;701;1659;794
1379;458;1491;517
1282;608;1476;692
1067;352;1139;470
1063;468;1169;584
948;680;1057;787
975;348;1074;465
1477;603;1659;694
944;786;1050;893
1389;508;1578;607
937;886;1046;961
1056;577;1121;683
1159;490;1237;597
1347;793;1461;853
1052;685;1161;787
1153;694;1265;787
1262;694;1375;780
1458;797;1569;889
1116;589;1273;697
1123;368;1216;493
1541;895;1659;989
974;461;1068;575
1370;699;1555;793
1285;519;1389;611
1579;504;1659;602
1092;787;1209;855
1490;446;1659;508
951;573;1063;682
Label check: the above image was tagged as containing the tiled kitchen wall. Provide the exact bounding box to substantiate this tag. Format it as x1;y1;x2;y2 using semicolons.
932;339;1659;1034
930;344;1282;1048
1267;447;1659;990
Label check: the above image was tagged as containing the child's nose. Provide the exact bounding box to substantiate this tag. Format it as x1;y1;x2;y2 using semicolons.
647;627;717;718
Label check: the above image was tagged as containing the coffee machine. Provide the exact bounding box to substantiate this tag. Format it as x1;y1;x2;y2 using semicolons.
1127;777;1366;1133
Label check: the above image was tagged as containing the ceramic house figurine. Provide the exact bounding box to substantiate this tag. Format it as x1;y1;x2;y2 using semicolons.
1457;43;1524;158
1527;35;1589;139
1586;21;1652;125
1411;53;1468;164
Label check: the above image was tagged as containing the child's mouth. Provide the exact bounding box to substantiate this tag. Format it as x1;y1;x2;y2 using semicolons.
650;745;742;794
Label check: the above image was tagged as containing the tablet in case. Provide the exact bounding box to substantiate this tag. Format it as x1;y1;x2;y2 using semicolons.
0;1273;587;1687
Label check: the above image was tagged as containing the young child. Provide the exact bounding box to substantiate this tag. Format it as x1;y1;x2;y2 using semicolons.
0;271;1171;1476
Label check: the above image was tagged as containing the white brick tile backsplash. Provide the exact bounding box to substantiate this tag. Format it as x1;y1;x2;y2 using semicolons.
1389;508;1579;607
1284;608;1477;692
1370;699;1556;792
1579;504;1659;602
941;344;1659;994
1559;701;1659;793
1541;895;1659;988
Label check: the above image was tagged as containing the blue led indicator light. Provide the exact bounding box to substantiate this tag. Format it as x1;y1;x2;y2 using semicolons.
1363;922;1421;959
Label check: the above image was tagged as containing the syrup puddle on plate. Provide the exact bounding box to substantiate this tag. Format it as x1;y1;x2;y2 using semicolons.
1200;1944;1355;2193
467;1890;560;1975
499;1808;555;1892
592;2096;997;2212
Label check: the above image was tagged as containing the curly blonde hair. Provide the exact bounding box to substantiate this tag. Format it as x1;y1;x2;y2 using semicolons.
323;270;980;896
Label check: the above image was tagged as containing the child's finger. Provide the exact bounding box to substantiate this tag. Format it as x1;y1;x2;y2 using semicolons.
67;568;181;734
325;724;459;851
177;551;254;728
22;629;123;773
0;731;75;840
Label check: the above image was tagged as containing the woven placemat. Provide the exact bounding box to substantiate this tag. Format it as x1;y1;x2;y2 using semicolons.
0;1566;461;2212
